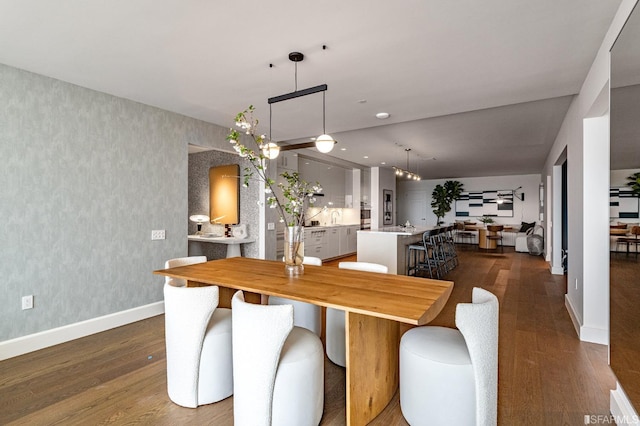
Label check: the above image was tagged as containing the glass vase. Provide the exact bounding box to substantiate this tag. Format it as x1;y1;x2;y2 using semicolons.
284;226;305;276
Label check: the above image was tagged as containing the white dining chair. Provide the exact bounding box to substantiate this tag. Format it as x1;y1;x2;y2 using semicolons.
269;256;323;336
326;261;389;367
400;287;499;426
164;282;233;408
231;290;324;426
164;256;208;286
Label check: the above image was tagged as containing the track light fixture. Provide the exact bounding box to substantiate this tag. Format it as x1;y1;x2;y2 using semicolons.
393;149;421;180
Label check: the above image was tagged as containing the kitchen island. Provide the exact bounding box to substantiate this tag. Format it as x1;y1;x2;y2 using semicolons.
357;226;434;275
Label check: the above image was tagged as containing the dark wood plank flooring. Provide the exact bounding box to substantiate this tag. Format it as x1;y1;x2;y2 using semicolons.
0;247;616;425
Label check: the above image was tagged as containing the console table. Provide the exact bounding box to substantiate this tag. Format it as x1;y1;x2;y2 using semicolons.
187;235;255;258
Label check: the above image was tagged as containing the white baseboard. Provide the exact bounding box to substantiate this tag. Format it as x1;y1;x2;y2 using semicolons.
0;302;164;361
564;295;608;345
580;325;608;345
551;265;565;275
565;295;581;338
611;383;640;425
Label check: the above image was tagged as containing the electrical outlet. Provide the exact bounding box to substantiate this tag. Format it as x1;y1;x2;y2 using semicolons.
267;222;275;231
22;295;34;310
151;230;165;240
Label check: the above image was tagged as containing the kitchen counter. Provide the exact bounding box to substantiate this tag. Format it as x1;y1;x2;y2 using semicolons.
357;227;434;275
306;223;360;228
359;226;434;236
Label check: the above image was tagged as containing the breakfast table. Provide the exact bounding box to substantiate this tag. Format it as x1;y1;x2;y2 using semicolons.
154;257;453;426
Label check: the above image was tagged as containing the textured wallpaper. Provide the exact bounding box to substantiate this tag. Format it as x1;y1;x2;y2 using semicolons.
0;64;239;341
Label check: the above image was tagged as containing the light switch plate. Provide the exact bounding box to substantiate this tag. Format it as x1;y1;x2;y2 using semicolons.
151;230;166;240
267;222;275;231
22;295;34;310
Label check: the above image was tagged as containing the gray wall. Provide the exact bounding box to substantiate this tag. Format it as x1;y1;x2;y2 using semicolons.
0;64;232;341
188;150;260;259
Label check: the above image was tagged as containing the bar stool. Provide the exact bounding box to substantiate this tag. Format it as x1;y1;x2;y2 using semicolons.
408;229;442;279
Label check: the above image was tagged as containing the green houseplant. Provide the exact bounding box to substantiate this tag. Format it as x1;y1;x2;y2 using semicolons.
431;180;464;225
627;172;640;196
479;215;495;225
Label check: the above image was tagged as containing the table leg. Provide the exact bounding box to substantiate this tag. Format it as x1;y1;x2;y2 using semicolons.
345;311;400;426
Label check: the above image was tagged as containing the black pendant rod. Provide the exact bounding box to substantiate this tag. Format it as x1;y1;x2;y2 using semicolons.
322;91;326;134
269;103;272;142
267;84;328;104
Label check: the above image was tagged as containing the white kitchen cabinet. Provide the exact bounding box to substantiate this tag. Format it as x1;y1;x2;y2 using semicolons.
339;225;359;255
299;157;346;207
347;225;359;253
277;151;298;171
361;168;371;206
304;228;327;260
326;227;340;257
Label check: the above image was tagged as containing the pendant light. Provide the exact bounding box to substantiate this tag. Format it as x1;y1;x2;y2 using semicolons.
393;148;421;180
315;91;336;153
266;50;337;157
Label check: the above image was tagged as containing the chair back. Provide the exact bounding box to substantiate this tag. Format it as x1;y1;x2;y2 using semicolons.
231;291;293;426
163;283;220;407
632;226;640;237
455;287;499;426
338;261;388;274
164;256;207;286
422;229;437;246
302;256;323;266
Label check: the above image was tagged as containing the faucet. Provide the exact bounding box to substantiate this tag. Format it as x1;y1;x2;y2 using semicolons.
331;210;341;225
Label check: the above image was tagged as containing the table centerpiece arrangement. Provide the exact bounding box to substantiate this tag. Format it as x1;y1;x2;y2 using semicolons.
227;105;322;276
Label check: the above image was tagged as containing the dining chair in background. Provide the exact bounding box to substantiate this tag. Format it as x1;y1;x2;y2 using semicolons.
485;225;504;252
231;290;324;426
164;281;233;408
164;256;208;286
399;287;499;426
268;256;323;336
326;262;389;367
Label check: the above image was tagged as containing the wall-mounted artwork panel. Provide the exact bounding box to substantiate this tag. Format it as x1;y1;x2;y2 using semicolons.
383;189;393;225
610;186;639;218
209;164;240;225
455;190;514;217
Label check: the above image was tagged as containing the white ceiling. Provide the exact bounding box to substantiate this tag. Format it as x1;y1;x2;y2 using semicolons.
0;0;623;178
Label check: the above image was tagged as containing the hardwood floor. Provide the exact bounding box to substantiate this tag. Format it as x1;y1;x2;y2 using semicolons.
0;248;616;425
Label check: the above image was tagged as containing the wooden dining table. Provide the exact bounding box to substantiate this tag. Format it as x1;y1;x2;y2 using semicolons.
154;257;453;426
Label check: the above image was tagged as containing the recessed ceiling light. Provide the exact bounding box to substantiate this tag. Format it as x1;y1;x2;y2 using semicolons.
376;112;390;119
357;99;367;104
310;137;316;141
381;162;386;165
363;156;369;159
341;147;347;151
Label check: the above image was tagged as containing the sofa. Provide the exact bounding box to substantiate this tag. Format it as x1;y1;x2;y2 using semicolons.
610;222;639;253
455;221;540;251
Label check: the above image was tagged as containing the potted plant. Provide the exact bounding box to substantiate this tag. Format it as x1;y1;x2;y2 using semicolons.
479;216;495;225
431;180;464;225
227;105;322;276
627;172;640;196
